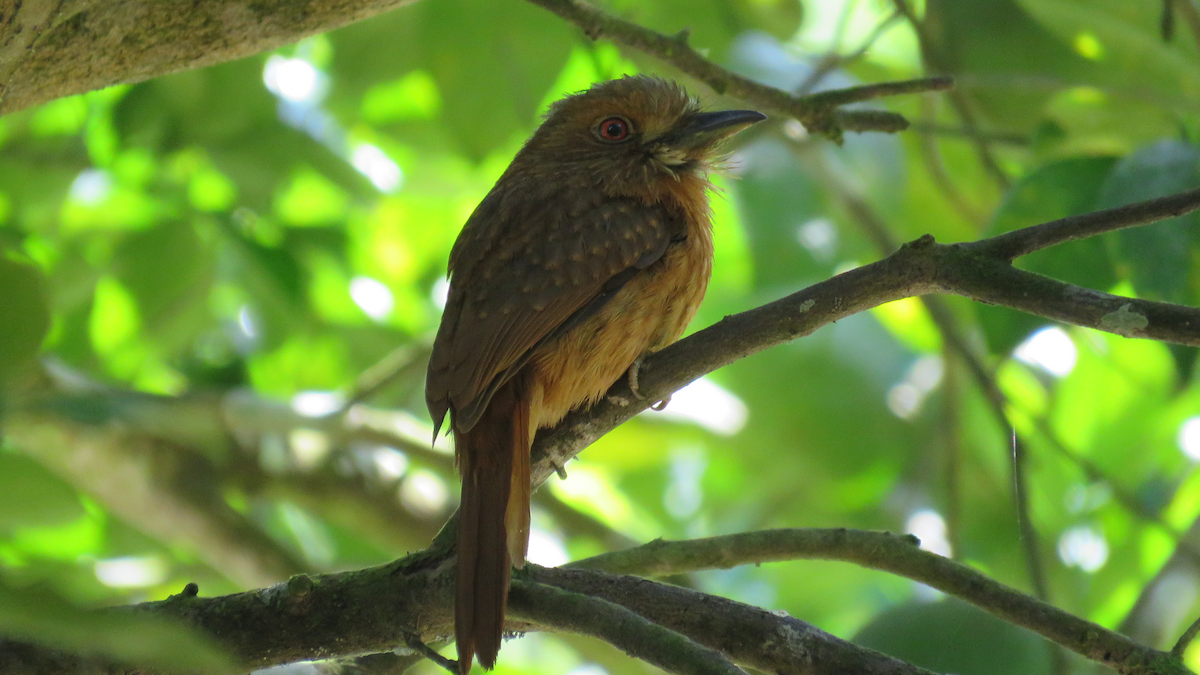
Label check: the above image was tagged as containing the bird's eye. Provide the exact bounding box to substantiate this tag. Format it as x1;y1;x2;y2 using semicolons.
597;116;630;142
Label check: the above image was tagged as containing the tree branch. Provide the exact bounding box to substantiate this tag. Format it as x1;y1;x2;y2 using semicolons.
0;0;421;116
510;579;748;675
0;546;945;675
9;184;1179;673
567;529;1187;675
523;0;951;140
806;136;1200;587
528;186;1200;493
968;186;1200;260
6;379;305;589
526;565;939;675
1174;614;1200;658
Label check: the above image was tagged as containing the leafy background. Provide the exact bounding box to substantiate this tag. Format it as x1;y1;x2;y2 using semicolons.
2;0;1200;673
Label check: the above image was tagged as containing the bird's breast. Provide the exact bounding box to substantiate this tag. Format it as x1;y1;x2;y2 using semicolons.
528;181;714;430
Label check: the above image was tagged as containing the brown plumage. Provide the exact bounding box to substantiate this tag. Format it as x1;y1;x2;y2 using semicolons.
426;76;764;674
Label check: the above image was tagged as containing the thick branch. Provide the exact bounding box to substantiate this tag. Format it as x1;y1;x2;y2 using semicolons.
932;246;1200;343
0;547;938;675
529;184;1200;490
0;0;419;116
0;555;453;674
510;580;748;675
530;235;938;485
526;565;937;675
567;529;1185;675
8;187;1200;673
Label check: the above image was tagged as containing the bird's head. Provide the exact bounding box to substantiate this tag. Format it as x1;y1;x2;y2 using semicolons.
513;76;765;193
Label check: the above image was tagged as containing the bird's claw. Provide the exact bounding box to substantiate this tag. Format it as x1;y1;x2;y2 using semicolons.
629;356;671;410
552;459;569;480
627;355;647;399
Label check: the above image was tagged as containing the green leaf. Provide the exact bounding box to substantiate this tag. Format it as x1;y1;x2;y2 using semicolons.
274;168;350;226
734;139;835;289
248;334;350;395
979;155;1119;354
854;598;1055;675
30;96;89;137
11;511;104;561
0;576;236;674
188;165;238;213
112;220;215;345
926;0;1095;131
416;0;576;159
872;298;942;354
1097;140;1200;303
0;452;85;531
0;253;51;382
1054;329;1175;480
361;70;443;124
1016;0;1200;110
88;276;140;356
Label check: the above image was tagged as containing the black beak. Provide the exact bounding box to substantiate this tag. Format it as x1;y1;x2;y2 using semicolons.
663;109;767;149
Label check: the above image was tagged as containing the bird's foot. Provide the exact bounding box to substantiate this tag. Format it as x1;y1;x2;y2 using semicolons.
627;355;647;399
551;458;569;480
628;355;671;410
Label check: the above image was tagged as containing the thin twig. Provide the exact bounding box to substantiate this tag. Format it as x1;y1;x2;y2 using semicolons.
1173;614;1200;657
531;186;1200;492
970;186;1200;260
908;120;1030;146
567;529;1186;674
1122;505;1200;644
799;10;903;95
804;75;953;108
524;0;950;139
341;342;430;411
527;565;939;675
1019;411;1200;561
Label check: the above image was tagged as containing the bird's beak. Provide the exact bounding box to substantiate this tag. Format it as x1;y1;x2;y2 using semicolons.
662;109;767;150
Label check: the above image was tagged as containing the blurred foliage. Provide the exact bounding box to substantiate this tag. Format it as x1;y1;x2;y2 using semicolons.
3;0;1200;672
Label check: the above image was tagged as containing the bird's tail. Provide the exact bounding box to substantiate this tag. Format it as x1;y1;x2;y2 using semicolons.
455;369;532;674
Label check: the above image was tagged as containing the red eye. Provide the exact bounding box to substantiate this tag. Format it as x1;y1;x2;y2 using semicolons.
598;117;630;141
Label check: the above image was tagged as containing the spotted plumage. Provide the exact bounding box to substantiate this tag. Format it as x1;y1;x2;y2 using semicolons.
425;75;764;674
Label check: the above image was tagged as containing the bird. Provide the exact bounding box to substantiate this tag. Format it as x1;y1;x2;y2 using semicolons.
425;75;764;674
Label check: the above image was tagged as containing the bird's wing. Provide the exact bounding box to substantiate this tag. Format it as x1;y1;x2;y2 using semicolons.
426;192;678;434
